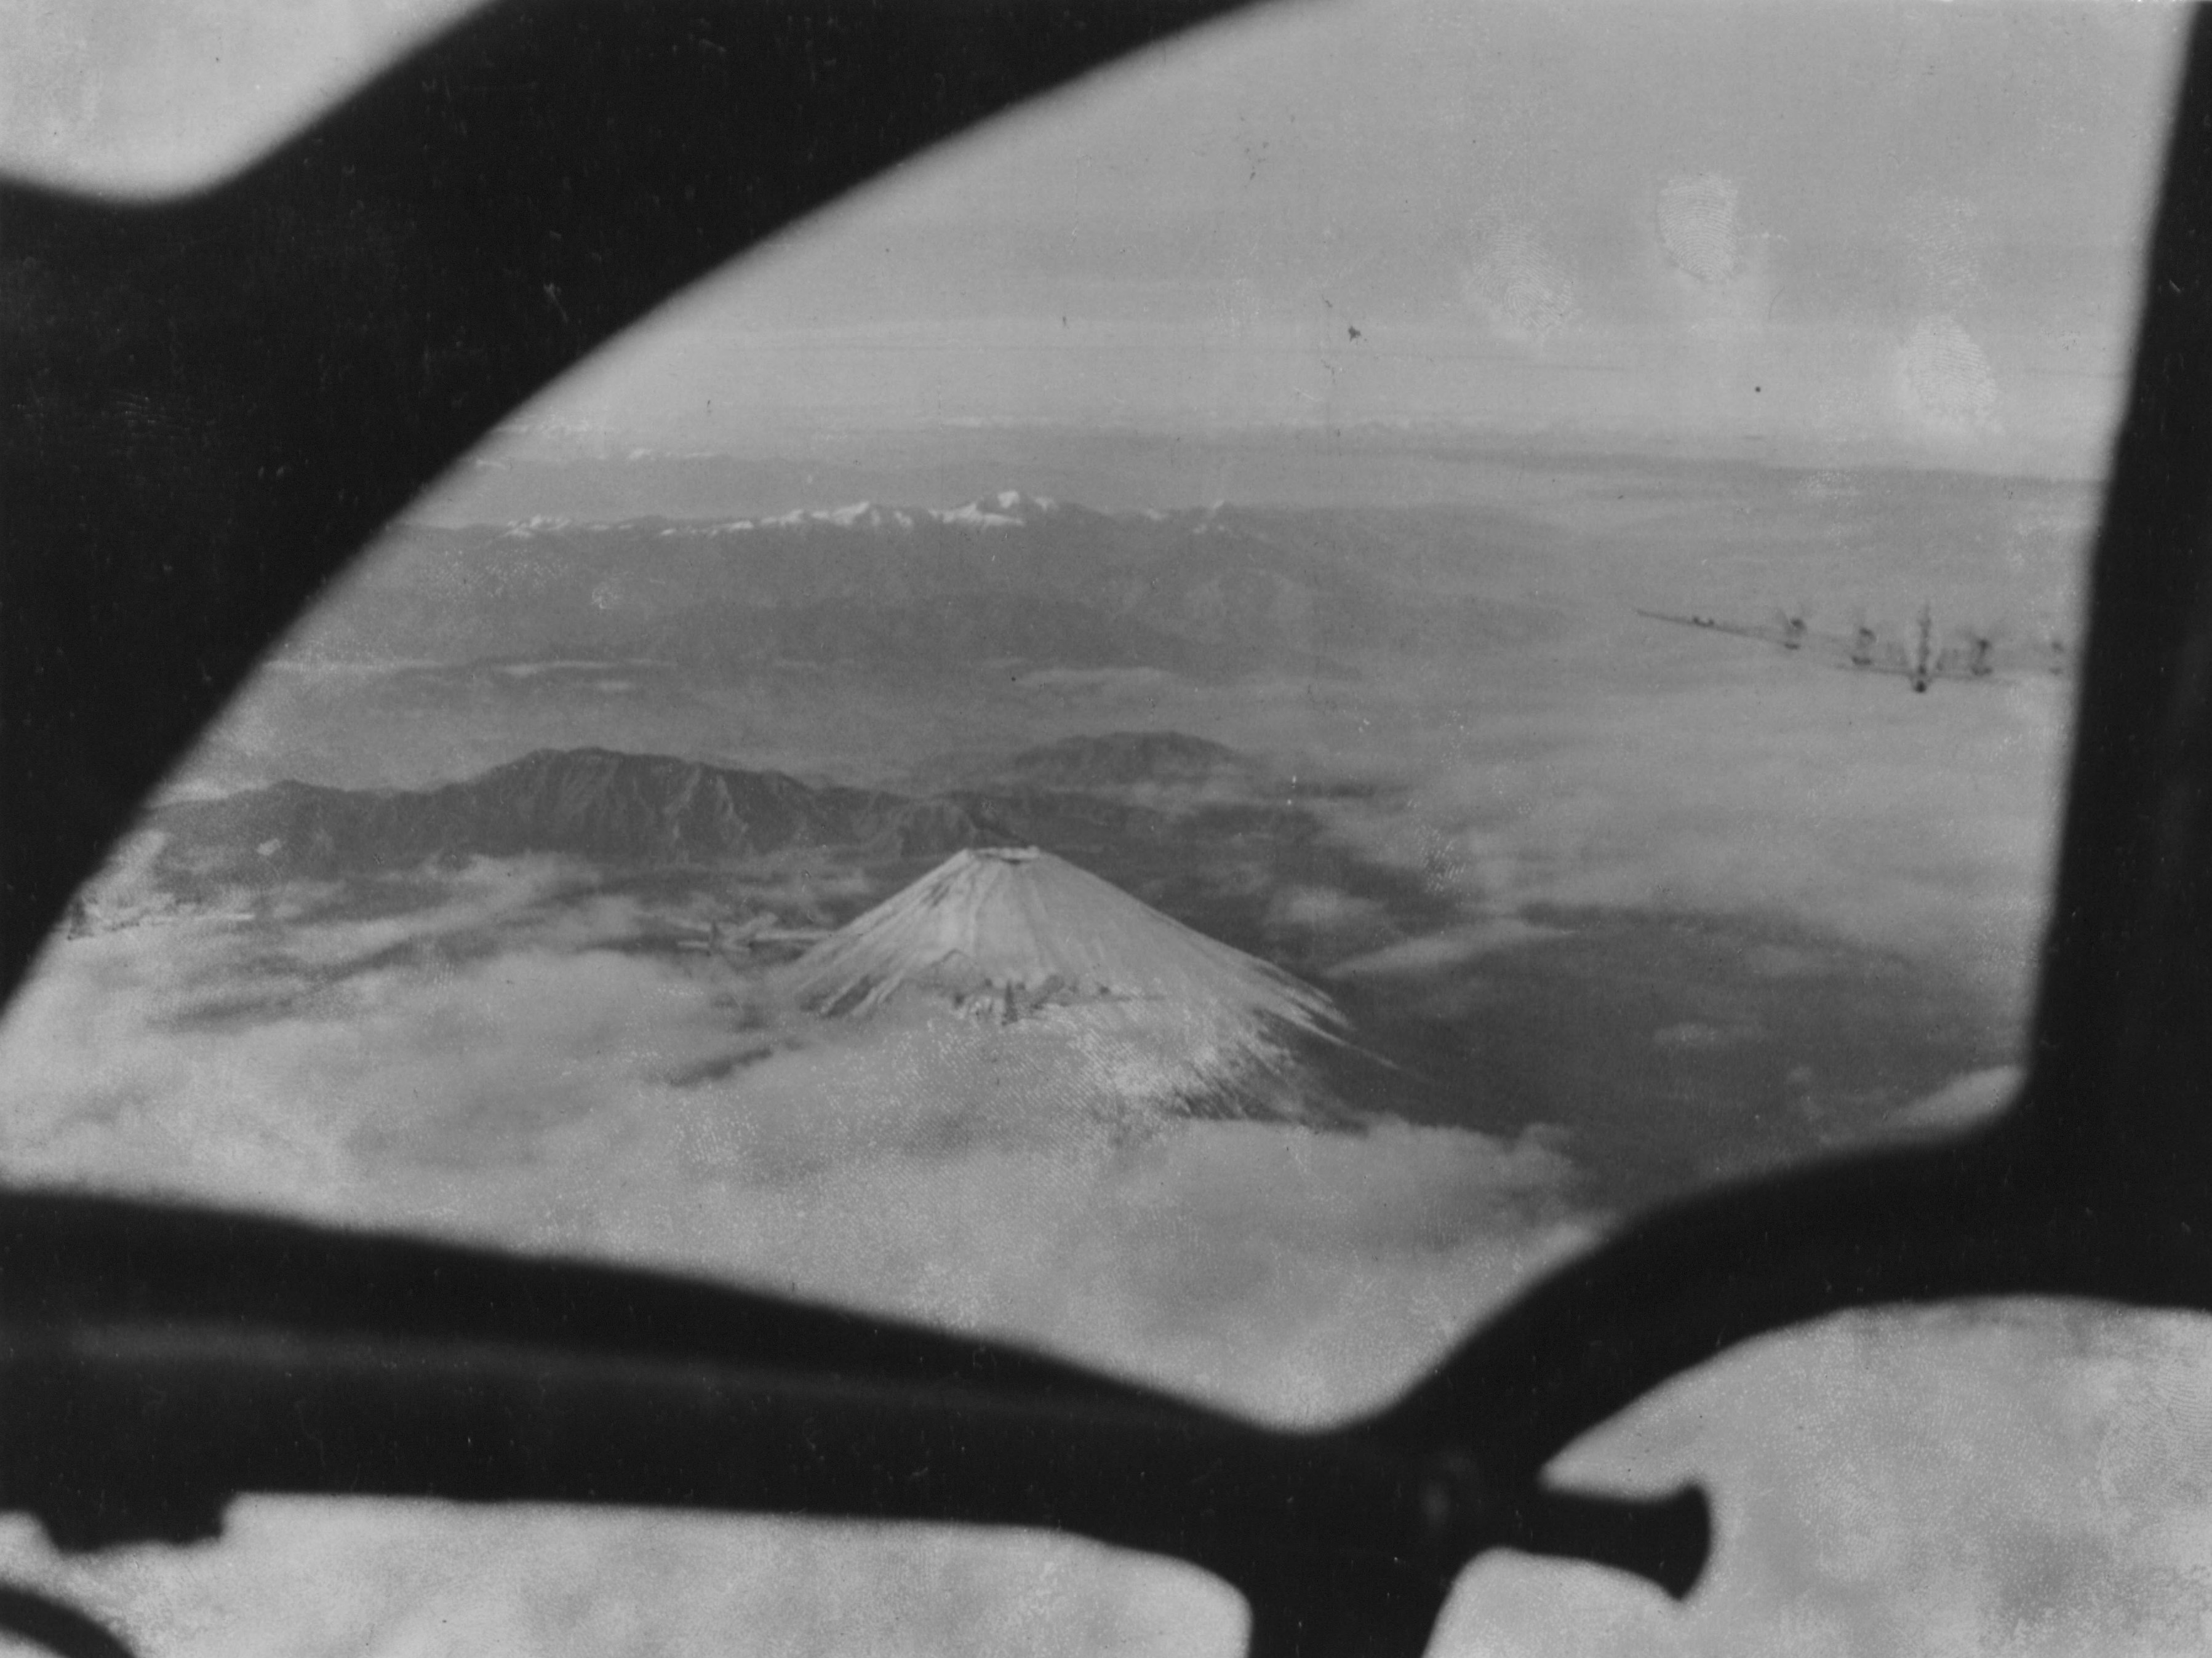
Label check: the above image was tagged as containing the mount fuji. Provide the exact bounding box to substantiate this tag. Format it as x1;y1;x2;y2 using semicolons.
785;848;1355;1126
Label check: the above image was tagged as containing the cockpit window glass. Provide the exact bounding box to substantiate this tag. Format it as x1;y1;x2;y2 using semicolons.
1444;1304;2212;1656
0;0;484;193
0;0;2197;1652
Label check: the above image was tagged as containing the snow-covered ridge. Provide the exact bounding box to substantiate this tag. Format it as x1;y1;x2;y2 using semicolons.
653;490;1062;537
937;490;1060;528
498;514;584;539
756;501;916;532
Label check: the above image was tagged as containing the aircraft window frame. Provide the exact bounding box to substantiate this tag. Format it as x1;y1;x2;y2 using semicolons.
3;3;2211;1656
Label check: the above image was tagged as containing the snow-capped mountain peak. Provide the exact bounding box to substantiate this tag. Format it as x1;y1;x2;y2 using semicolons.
654;503;923;535
498;514;581;539
647;492;1064;536
756;502;917;532
934;490;1059;529
784;848;1346;1124
789;847;1327;1021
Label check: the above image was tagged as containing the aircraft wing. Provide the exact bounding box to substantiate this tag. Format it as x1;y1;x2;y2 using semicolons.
1931;635;2073;682
1841;640;1921;678
1634;608;1787;645
1830;634;2067;688
1634;608;1863;663
1639;609;2072;687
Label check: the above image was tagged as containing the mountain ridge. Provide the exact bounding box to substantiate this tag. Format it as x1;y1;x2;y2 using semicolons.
151;747;994;879
286;496;1547;677
142;736;1273;883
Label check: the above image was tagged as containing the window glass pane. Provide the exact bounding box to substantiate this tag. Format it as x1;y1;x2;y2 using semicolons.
0;0;2195;1652
0;0;482;191
0;1512;1244;1658
1443;1306;2212;1657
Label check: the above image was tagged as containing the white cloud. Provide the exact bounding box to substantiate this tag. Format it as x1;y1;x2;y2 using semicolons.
1437;1305;2212;1658
0;1510;1247;1658
1328;917;1567;980
0;891;1598;1654
2;875;2204;1657
1887;1065;2021;1136
0;907;1587;1419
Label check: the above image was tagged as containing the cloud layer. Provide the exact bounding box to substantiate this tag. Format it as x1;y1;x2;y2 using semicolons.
4;867;2210;1657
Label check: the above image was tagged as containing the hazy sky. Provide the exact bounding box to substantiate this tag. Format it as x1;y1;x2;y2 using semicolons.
2;0;2191;469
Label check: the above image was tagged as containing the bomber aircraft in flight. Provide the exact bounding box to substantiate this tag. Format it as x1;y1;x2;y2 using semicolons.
1635;604;2070;693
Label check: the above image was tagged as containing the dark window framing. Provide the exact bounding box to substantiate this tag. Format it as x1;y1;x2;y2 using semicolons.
2;4;2211;1656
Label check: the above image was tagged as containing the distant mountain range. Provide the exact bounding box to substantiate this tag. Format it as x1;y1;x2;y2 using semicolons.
288;495;1547;679
668;489;1064;533
142;734;1282;885
150;748;984;881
